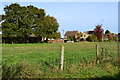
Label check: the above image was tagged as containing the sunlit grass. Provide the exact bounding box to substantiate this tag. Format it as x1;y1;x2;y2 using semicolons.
2;42;119;78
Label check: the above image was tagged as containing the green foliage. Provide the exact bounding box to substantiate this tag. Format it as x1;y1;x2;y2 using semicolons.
86;36;92;42
0;26;1;32
67;35;75;41
105;30;111;34
118;33;120;37
76;32;83;42
35;15;59;39
52;32;61;39
86;34;98;42
113;36;117;41
2;3;59;43
67;36;71;41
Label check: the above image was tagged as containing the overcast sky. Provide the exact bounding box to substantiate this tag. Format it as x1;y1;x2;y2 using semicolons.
0;2;118;37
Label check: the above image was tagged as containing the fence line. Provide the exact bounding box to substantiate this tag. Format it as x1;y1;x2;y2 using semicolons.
4;43;117;71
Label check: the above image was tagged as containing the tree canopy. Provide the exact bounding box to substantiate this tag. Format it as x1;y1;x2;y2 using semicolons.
94;25;104;41
86;34;98;42
105;30;111;34
1;3;60;43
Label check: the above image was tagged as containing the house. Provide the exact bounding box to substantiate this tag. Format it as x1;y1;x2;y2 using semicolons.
81;31;94;41
104;33;118;41
104;35;109;41
64;31;79;41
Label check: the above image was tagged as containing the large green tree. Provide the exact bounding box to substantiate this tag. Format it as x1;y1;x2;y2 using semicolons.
34;15;59;41
2;3;59;43
2;3;45;41
44;15;59;40
2;3;21;37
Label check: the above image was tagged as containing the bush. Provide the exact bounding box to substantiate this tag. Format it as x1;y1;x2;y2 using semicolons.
86;34;98;42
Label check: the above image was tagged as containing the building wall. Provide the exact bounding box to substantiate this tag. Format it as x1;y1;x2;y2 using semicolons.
81;32;89;40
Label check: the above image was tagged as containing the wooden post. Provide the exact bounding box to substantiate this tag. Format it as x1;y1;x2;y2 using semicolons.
105;48;107;60
102;48;106;61
102;48;103;57
96;44;99;63
102;48;105;57
60;45;64;70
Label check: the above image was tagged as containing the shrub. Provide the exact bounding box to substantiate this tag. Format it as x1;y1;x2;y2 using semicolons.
86;34;98;42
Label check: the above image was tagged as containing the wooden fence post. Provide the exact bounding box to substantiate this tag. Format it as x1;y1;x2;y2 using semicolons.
102;48;106;61
96;44;99;63
102;48;105;57
60;45;64;70
105;48;107;60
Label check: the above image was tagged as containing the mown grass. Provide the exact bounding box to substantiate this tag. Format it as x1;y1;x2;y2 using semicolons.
2;42;119;78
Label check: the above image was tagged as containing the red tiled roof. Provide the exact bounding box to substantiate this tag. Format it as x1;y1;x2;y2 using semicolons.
64;31;78;36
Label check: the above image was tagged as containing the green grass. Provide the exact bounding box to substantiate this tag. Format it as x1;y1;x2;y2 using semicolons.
2;42;119;78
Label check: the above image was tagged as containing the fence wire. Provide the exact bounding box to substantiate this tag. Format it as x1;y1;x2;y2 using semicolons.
2;42;118;70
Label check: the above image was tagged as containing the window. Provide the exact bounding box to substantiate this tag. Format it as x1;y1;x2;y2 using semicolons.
84;35;86;37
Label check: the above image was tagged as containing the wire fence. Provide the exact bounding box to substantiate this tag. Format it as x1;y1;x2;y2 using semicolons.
2;43;118;70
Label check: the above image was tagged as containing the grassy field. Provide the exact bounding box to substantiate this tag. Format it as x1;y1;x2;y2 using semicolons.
2;42;119;78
